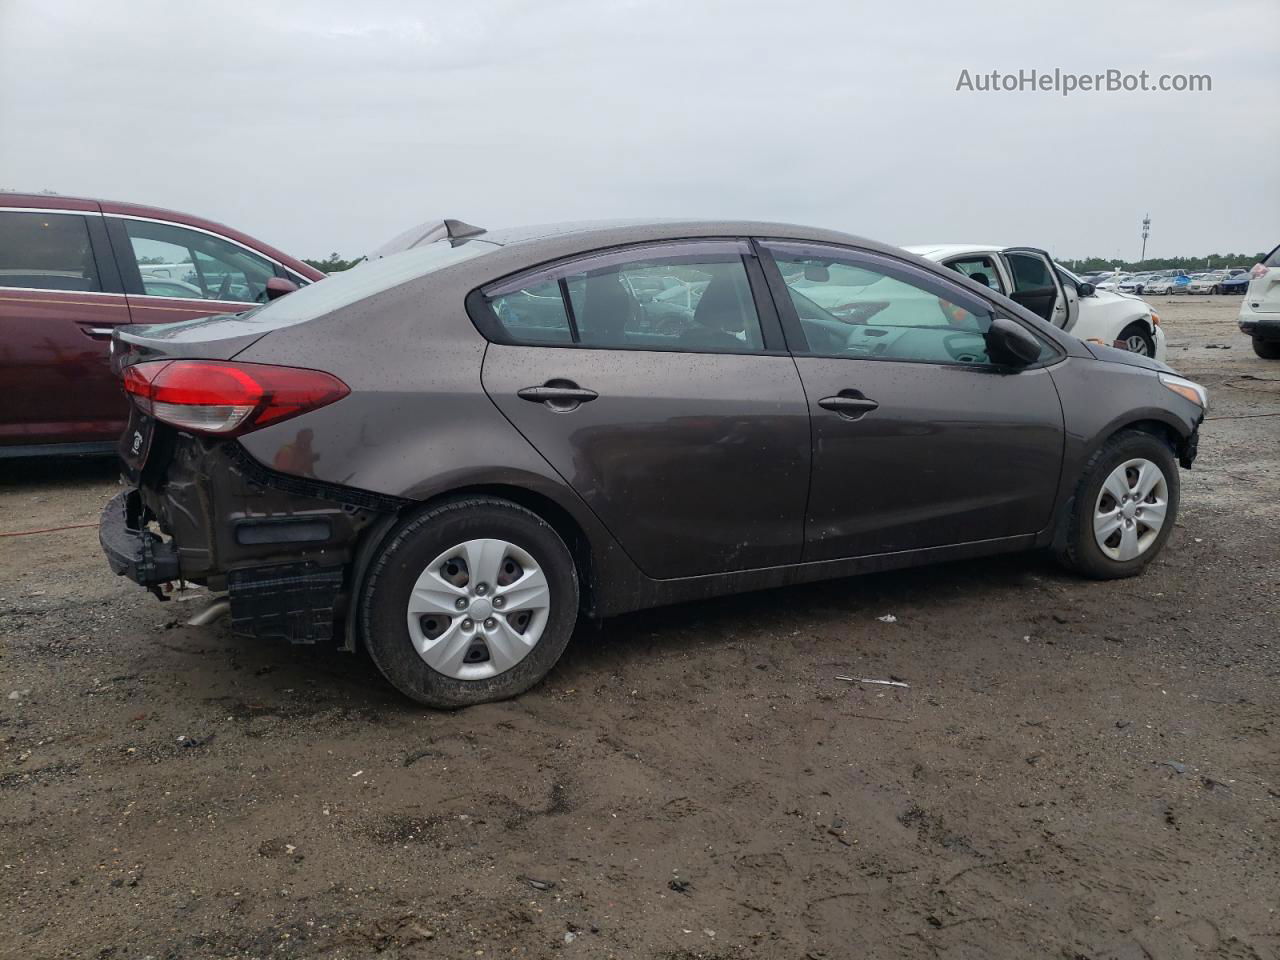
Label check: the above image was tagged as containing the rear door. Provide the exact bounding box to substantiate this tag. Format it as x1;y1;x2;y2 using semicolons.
476;240;811;578
104;216;282;326
758;241;1065;561
0;204;130;448
1002;247;1068;328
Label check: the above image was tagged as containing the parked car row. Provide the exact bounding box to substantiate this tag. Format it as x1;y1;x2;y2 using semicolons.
1081;268;1250;296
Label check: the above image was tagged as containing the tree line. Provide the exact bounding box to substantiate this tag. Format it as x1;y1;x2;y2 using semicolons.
1059;253;1267;273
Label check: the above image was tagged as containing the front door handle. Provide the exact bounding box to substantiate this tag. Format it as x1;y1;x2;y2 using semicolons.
517;380;599;412
818;392;879;420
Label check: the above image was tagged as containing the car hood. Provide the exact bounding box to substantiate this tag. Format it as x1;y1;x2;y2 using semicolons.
1083;341;1173;372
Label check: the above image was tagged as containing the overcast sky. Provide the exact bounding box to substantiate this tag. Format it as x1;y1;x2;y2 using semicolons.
1;0;1276;262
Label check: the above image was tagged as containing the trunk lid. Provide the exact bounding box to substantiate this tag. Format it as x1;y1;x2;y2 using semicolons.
110;310;272;373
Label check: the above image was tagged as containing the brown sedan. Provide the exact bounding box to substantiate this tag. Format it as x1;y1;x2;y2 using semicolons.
100;219;1207;707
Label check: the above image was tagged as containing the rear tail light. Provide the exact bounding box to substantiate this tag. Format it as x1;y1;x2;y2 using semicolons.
123;360;349;436
1251;262;1268;279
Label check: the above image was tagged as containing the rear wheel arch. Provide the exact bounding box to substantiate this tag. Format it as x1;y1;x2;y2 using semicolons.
351;483;597;627
425;484;596;615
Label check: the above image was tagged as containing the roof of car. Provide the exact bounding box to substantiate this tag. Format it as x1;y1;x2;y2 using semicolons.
902;243;1009;259
478;218;885;251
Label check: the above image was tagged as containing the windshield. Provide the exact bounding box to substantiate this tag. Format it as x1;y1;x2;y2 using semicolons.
232;240;500;331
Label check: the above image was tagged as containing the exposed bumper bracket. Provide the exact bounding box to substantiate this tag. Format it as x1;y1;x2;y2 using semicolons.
99;489;180;591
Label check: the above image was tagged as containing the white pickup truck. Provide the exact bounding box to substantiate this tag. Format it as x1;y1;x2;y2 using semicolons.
904;244;1166;360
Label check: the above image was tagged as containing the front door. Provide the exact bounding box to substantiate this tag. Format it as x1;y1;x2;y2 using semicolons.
0;207;131;448
758;241;1065;561
105;216;281;327
1003;247;1068;328
476;240;811;578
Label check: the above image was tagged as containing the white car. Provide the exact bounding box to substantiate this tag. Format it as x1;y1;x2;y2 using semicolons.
1095;273;1131;292
905;245;1166;360
1185;272;1231;294
1144;275;1179;295
1238;244;1280;359
1118;274;1159;295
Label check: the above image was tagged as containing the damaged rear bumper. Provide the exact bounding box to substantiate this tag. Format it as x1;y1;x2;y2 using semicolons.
100;435;406;644
100;488;180;586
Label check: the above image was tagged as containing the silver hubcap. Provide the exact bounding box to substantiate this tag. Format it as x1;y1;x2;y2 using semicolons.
406;539;550;680
1093;458;1168;562
1124;334;1151;355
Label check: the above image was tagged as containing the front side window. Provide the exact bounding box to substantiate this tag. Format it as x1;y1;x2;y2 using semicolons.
767;245;1002;366
120;219;277;302
0;211;101;292
483;244;765;353
1006;252;1054;293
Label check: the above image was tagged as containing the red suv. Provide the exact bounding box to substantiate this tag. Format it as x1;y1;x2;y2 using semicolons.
0;193;325;457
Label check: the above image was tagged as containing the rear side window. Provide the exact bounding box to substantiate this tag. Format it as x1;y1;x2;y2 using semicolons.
947;256;1005;294
490;280;573;344
0;211;101;292
481;243;765;353
1265;244;1280;268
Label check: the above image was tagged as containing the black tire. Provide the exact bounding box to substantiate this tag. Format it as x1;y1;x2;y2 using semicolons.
360;497;579;708
1118;321;1155;357
1254;338;1280;359
1055;430;1180;580
1211;285;1220;295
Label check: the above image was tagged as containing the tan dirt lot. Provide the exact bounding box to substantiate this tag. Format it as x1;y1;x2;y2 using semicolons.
1;295;1277;960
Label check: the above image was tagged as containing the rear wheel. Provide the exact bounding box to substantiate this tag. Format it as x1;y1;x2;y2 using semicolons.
1211;285;1221;295
361;498;579;708
1056;430;1179;579
1253;337;1280;359
1118;321;1155;357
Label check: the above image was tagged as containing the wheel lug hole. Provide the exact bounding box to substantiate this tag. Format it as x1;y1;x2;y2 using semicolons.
483;617;496;630
493;596;505;609
475;583;488;596
455;597;468;611
461;618;474;631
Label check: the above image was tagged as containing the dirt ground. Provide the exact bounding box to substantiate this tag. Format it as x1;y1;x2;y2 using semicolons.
1;296;1277;960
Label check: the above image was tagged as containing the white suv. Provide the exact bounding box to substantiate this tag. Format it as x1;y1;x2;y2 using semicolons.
905;245;1166;360
1239;244;1280;359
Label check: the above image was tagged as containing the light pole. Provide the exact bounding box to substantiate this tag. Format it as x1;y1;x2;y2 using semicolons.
1140;214;1150;264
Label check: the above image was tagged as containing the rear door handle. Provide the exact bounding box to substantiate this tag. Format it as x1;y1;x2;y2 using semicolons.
818;393;879;419
517;381;598;411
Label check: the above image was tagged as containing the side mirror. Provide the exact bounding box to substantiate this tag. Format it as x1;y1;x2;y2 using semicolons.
985;317;1042;368
1078;282;1096;297
265;277;299;301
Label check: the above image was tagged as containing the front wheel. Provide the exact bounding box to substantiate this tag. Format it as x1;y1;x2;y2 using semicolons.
1055;430;1180;579
1254;337;1280;359
1211;285;1220;295
1118;321;1155;357
360;497;580;708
